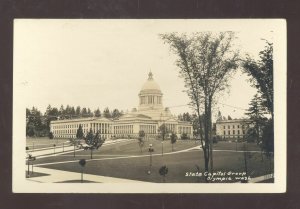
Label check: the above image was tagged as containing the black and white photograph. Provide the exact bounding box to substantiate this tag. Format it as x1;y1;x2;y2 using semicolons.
13;19;286;193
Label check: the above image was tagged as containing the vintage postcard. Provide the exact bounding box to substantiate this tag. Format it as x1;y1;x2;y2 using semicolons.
13;19;286;193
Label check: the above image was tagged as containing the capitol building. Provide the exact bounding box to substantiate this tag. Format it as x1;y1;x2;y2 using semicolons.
50;72;193;140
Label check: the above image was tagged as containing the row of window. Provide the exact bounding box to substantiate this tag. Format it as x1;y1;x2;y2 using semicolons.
224;130;246;135
53;129;89;135
54;134;111;139
140;125;156;134
52;123;88;130
140;96;162;105
164;124;177;132
114;125;134;134
178;126;192;134
223;124;248;129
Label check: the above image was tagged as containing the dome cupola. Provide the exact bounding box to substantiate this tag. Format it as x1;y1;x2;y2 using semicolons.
138;71;163;111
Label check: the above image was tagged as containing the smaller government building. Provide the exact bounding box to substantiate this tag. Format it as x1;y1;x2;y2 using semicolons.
216;118;252;140
50;72;193;140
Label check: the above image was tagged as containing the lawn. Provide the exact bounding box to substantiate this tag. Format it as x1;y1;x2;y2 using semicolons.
35;139;274;183
26;137;71;150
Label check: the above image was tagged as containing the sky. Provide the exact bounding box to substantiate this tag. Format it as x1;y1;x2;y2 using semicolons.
14;19;275;121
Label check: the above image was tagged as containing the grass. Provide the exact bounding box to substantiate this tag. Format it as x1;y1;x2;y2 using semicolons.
26;137;71;149
34;139;274;183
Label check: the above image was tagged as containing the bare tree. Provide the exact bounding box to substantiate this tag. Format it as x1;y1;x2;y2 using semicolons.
161;32;239;180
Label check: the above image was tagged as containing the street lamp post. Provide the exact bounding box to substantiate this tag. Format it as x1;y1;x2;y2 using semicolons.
53;144;56;155
148;144;154;174
26;154;36;177
27;154;31;177
79;159;86;183
161;141;164;156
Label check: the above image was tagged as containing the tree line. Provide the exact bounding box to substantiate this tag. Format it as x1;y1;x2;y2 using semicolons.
26;105;124;137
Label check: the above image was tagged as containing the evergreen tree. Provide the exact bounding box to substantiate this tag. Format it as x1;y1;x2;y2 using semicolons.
103;107;111;118
170;133;177;151
81;107;88;117
245;94;267;144
94;108;101;117
85;129;105;159
76;124;84;139
59;105;65;119
65;105;71;118
75;106;81;116
26;106;43;136
85;128;94;145
49;132;54;139
87;108;93;117
177;114;183;121
70;107;76;118
158;124;169;141
112;109;121;118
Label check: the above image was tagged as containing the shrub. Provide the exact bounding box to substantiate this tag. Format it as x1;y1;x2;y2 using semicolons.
181;133;188;140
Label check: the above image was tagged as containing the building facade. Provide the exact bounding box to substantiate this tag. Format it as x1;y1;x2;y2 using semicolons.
50;117;112;139
216;119;252;140
50;72;193;140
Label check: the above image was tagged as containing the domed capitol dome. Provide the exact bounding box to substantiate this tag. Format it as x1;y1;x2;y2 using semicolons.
139;71;162;95
138;71;164;113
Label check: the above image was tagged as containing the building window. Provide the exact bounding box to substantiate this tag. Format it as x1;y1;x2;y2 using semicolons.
224;131;225;135
223;126;225;129
238;125;240;128
228;125;230;129
233;130;235;135
228;130;230;135
233;125;235;129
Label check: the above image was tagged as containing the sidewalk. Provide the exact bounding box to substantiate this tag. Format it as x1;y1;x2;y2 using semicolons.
27;167;149;183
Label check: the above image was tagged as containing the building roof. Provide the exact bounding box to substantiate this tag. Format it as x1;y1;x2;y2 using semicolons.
216;118;252;124
50;117;112;124
139;71;162;95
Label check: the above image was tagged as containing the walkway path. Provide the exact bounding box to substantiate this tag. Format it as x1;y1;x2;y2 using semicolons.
27;167;149;183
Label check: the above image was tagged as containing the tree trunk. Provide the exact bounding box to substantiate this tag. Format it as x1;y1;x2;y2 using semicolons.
203;98;210;177
208;101;213;173
243;143;248;182
204;149;209;182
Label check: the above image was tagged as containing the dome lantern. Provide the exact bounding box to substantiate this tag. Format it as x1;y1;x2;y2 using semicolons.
148;71;153;80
